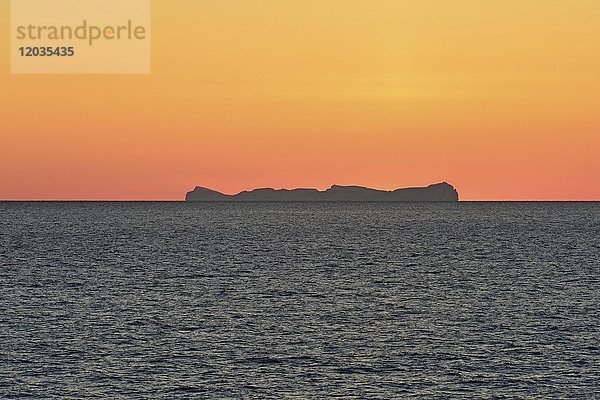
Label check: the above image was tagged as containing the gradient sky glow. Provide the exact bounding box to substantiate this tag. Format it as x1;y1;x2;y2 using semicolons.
1;0;599;200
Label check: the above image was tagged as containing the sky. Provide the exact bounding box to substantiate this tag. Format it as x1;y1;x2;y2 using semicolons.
1;0;599;200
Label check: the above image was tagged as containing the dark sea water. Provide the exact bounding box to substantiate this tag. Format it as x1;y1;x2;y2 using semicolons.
0;202;598;399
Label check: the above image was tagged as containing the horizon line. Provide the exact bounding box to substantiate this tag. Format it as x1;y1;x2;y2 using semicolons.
1;199;600;203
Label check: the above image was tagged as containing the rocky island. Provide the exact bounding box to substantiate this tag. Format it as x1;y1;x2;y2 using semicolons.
186;182;459;202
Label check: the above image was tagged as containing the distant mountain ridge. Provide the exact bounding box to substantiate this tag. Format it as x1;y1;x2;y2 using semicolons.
186;182;459;202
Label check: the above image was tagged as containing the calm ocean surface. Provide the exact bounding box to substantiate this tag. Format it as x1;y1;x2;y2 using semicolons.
0;202;598;399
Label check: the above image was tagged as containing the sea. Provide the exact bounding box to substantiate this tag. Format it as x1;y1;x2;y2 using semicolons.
0;202;598;399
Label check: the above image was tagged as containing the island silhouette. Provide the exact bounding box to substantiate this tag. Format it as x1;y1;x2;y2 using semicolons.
186;182;459;202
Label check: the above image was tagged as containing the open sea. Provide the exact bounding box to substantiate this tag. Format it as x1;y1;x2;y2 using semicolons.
0;202;598;399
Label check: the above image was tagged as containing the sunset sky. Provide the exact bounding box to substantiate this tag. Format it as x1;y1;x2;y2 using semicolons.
1;0;599;200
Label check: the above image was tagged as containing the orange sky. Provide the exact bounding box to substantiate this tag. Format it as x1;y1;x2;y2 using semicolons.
1;0;599;200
